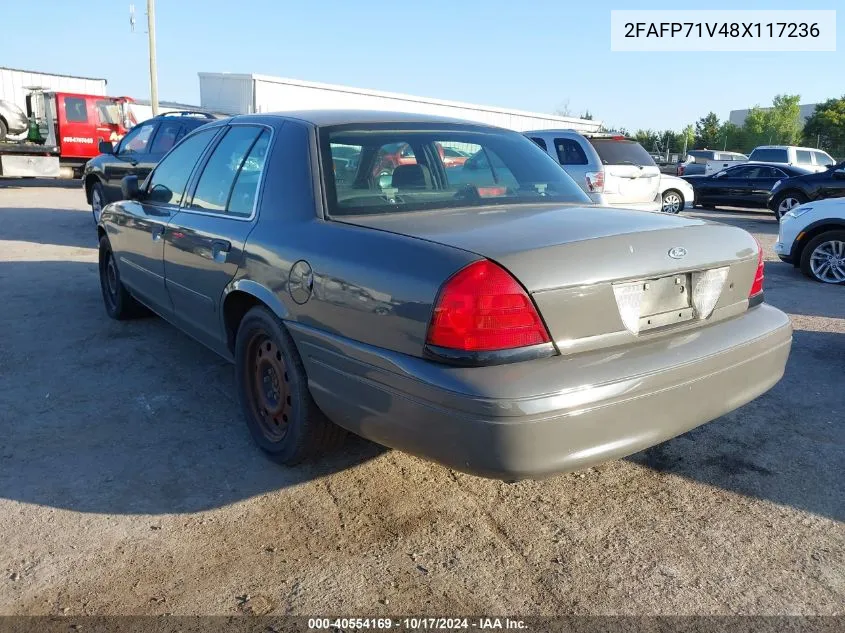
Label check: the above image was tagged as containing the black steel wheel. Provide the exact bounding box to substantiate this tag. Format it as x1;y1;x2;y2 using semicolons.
235;306;345;464
98;235;145;320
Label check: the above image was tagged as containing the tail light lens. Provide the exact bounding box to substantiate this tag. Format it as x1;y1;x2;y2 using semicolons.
750;239;765;297
426;260;551;352
585;171;605;193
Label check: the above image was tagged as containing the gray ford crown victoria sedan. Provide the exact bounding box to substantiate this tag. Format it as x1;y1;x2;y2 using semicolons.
96;110;792;480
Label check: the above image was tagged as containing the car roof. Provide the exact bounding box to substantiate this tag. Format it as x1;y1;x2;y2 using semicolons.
231;109;502;129
752;145;829;152
737;162;815;174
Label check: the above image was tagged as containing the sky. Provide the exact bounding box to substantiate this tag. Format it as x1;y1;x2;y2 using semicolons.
1;0;842;132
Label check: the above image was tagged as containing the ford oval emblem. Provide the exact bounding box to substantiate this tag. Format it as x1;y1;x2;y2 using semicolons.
668;247;687;259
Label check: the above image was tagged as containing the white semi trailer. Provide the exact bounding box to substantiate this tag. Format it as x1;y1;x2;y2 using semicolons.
198;73;601;133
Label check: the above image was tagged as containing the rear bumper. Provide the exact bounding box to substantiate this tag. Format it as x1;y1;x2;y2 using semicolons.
289;304;792;480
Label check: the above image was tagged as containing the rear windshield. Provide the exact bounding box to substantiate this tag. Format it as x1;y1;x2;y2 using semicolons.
321;124;590;216
588;138;656;167
749;148;789;163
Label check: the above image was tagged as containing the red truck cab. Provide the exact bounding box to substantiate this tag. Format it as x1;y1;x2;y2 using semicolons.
50;92;137;165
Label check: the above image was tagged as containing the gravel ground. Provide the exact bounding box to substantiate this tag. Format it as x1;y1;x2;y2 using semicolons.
0;182;842;617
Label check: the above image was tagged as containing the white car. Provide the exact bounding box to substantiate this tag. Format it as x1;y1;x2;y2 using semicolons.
658;174;694;214
775;198;845;284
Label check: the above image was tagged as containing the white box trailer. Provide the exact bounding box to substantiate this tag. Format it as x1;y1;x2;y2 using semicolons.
198;73;601;133
0;67;107;112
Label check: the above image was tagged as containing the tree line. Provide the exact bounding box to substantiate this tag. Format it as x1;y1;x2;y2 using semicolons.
612;95;845;161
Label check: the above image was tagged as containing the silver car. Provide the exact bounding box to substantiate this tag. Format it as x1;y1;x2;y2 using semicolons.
96;111;792;480
0;99;29;141
525;130;662;211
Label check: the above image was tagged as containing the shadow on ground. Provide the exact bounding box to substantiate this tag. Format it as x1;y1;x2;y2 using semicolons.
0;177;81;190
0;205;97;249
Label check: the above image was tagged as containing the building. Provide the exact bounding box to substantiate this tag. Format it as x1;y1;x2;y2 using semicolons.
198;73;601;133
729;103;818;127
0;67;107;111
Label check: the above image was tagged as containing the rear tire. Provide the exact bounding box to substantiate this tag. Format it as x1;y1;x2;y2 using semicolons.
800;230;845;284
0;119;7;143
772;191;807;220
98;236;146;319
235;306;346;465
91;182;106;223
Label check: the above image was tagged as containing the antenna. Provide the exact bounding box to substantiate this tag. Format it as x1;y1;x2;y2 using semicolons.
129;4;136;32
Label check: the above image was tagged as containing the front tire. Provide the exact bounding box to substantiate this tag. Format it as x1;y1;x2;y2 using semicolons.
91;182;106;223
98;236;145;319
773;191;807;220
234;307;346;464
0;119;7;143
800;230;845;284
661;189;684;214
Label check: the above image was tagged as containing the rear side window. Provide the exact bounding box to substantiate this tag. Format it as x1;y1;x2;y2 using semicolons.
813;151;834;166
529;137;547;151
749;148;788;163
190;126;268;216
554;138;588;165
689;150;715;160
145;128;219;205
149;120;184;154
796;150;813;164
589;138;656;166
64;97;88;123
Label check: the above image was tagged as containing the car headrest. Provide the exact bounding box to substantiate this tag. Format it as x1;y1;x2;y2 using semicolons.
391;164;432;189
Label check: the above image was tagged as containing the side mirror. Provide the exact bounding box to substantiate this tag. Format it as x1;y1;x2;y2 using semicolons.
98;140;114;154
121;175;141;200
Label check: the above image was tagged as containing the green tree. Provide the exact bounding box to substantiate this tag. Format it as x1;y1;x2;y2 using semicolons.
767;94;802;145
580;110;593;120
681;125;695;152
694;112;721;148
803;96;845;156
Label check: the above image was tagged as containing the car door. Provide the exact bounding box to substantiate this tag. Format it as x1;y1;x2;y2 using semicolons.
114;127;221;315
711;165;755;206
745;166;783;206
164;125;271;350
103;120;158;201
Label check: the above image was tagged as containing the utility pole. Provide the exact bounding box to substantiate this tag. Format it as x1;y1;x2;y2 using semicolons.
147;0;159;115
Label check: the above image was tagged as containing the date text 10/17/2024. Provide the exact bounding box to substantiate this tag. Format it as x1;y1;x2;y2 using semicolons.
308;617;528;630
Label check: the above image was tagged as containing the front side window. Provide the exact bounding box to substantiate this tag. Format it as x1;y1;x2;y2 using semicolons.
64;97;88;123
555;138;588;165
190;126;267;215
322;124;589;216
748;148;788;163
119;122;156;154
145;128;219;205
813;151;834;166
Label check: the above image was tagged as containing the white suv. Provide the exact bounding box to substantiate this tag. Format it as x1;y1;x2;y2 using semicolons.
525;130;662;211
776;197;845;284
748;146;835;173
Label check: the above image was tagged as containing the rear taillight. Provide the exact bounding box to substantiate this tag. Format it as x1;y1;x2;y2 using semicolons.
585;171;604;193
677;164;685;176
426;260;551;352
750;239;765;297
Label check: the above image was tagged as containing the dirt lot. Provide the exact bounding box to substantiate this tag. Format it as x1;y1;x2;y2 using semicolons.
0;181;842;617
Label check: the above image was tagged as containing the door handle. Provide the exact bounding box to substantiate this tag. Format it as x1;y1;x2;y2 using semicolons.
151;225;164;241
210;239;231;263
211;239;231;253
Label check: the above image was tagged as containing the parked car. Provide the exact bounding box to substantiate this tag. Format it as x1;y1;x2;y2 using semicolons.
658;174;695;214
96;110;791;480
683;163;813;210
82;111;216;221
745;146;835;173
677;150;747;176
525;130;662;211
442;147;469;167
0;99;29;141
775;197;845;284
767;162;845;219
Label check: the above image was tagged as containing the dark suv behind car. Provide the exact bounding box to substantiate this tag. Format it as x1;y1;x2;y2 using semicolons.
82;111;217;221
